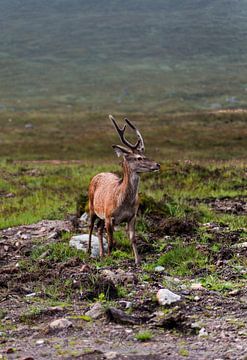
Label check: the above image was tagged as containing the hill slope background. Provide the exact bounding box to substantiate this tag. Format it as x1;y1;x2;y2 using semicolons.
1;0;247;113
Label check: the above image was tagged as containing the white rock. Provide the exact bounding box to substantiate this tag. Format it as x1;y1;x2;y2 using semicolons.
80;212;89;223
232;242;247;249
104;352;118;359
36;339;45;345
154;266;165;272
85;302;105;320
157;289;181;305
49;318;72;330
25;292;37;297
198;327;208;337
69;234;108;257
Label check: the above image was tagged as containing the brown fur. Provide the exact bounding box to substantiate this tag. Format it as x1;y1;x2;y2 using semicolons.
87;116;160;264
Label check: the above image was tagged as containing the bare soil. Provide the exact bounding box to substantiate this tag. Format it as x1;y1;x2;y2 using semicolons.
0;219;247;360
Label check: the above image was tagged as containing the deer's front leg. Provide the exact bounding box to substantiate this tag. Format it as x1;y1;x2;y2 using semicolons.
105;218;114;256
88;213;97;255
128;215;140;265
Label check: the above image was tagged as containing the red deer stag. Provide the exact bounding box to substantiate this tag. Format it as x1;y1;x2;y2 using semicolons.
88;115;160;264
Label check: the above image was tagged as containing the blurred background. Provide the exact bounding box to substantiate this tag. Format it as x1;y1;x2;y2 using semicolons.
1;0;247;113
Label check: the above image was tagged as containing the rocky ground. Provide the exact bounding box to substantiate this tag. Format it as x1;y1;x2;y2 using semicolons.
0;196;247;360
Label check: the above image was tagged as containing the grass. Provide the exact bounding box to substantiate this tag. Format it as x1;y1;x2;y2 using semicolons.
157;244;207;276
135;330;153;342
0;111;247;162
1;157;246;230
30;241;86;262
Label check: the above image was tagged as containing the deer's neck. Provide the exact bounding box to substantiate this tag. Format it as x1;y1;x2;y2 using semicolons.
119;161;139;205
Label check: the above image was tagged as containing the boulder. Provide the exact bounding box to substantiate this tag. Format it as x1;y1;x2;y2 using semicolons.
85;302;105;320
69;234;108;257
157;289;181;305
49;318;72;331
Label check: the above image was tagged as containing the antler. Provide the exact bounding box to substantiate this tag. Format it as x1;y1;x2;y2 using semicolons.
124;118;145;153
109;115;145;153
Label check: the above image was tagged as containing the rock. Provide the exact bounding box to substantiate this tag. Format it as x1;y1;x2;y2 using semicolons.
85;302;105;320
190;282;205;291
25;292;37;298
154;266;165;272
69;234;108;257
104;352;118;359
118;300;132;309
106;307;149;325
198;327;208;337
36;339;45;345
191;322;202;330
25;123;33;129
157;289;181;305
79;264;91;272
80;212;89;223
49;318;72;331
232;242;247;249
101;269;137;285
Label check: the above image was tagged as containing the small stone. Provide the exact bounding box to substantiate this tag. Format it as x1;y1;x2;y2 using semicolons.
194;295;200;301
157;289;181;305
80;212;89;223
232;242;247;249
228;289;240;296
25;293;37;298
47;232;58;240
191;322;202;330
36;339;45;345
49;318;72;331
104;352;118;359
154;266;165;272
118;300;132;309
85;302;105;320
198;327;208;337
79;264;91;272
191;283;205;291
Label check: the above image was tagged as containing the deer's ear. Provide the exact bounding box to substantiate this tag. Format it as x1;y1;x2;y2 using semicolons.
112;145;130;158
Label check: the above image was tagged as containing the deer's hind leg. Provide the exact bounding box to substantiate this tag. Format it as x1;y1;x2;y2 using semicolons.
88;212;97;255
127;215;140;265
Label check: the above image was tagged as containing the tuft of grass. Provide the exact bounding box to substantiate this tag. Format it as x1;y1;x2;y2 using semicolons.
200;275;236;292
31;242;86;262
19;306;44;324
135;330;153;342
179;348;190;357
157;244;207;276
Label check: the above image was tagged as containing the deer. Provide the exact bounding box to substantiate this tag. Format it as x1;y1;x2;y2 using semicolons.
87;115;160;264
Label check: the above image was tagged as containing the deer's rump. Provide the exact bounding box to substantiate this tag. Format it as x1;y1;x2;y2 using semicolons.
89;172;122;220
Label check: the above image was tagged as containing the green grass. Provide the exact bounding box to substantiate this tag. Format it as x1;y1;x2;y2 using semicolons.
30;241;86;262
157;244;207;276
1;159;246;230
135;330;153;342
199;275;236;292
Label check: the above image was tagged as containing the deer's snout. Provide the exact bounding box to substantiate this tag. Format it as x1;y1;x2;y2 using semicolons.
151;163;160;171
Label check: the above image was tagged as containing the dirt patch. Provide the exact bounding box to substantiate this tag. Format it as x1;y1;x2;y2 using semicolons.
147;214;198;237
193;196;247;215
1;219;247;359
